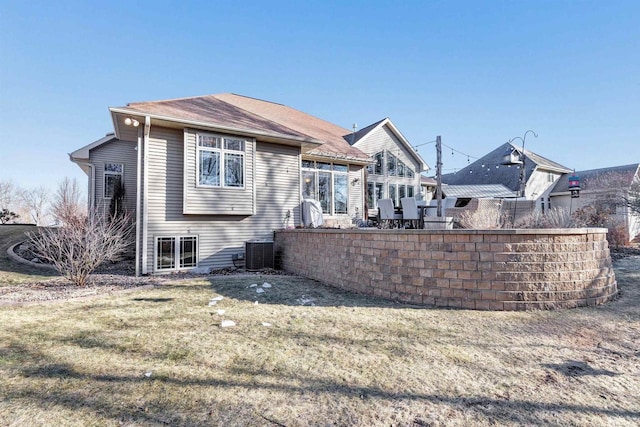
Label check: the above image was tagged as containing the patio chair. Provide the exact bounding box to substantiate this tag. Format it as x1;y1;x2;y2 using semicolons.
401;197;421;228
378;198;402;228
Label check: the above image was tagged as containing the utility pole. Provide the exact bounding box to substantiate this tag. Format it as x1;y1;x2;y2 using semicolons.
436;136;442;217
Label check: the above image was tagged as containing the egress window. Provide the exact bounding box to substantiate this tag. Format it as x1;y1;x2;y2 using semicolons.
104;163;123;198
156;236;198;271
197;133;245;188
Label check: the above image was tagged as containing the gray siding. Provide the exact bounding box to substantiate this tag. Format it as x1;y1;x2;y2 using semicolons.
90;139;137;216
355;124;422;202
183;128;255;215
349;165;364;219
144;125;301;272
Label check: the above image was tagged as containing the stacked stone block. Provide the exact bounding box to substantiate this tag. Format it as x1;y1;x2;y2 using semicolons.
274;228;617;310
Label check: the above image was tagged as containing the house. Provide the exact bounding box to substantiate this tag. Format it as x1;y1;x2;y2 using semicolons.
348;118;429;214
440;142;573;212
550;163;640;241
70;93;374;275
439;142;639;240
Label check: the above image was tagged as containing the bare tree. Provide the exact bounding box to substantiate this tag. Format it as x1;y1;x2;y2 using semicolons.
20;186;51;225
0;180;17;209
27;210;134;286
51;177;86;226
622;180;640;216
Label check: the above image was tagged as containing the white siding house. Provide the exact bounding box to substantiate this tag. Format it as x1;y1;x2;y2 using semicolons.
349;118;429;216
70;93;371;274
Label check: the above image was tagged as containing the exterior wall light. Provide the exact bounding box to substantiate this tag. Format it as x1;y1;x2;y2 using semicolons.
124;117;140;127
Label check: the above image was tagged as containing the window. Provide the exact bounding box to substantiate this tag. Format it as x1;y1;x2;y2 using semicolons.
302;161;349;215
389;184;397;206
197;133;245;188
367;152;384;175
104;163;123;198
387;152;397;176
388;184;415;206
367;182;384;209
397;159;406;177
156;236;198;271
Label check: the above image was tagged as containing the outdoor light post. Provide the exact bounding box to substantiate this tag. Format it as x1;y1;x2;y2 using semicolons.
505;130;538;226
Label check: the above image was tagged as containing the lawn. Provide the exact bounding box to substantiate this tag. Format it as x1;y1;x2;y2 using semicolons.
0;227;639;426
0;225;58;286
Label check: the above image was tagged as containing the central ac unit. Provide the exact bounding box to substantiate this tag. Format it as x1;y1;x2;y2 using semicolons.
245;240;274;271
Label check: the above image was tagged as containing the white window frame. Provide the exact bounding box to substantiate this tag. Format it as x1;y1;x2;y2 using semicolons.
154;235;199;272
104;163;123;199
196;132;246;189
301;161;349;215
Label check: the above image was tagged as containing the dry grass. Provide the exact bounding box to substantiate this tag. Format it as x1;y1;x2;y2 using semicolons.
1;257;639;426
0;225;58;286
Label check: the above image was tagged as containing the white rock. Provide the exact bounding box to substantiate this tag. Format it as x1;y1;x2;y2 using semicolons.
254;301;259;305
210;296;224;301
208;301;218;306
261;322;272;327
249;283;258;288
220;320;236;328
216;309;225;315
144;371;152;377
256;288;265;294
262;282;272;288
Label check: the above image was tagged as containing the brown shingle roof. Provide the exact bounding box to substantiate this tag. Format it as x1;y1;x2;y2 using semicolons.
121;93;370;162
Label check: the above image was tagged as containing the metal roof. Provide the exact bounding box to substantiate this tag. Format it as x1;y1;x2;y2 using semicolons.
441;184;516;198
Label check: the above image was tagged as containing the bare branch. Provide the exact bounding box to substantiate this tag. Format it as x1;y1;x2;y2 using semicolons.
51;177;86;226
27;210;134;286
20;186;51;226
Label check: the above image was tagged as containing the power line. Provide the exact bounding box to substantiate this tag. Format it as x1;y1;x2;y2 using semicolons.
414;139;480;164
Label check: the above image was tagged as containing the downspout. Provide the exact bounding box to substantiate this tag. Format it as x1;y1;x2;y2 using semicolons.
68;156;95;212
135;125;143;277
142;116;151;275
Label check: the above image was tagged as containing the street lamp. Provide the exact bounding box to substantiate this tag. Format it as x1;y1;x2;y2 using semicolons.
504;130;538;226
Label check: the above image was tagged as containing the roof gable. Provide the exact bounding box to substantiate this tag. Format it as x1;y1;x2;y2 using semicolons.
441;142;571;190
349;118;429;171
551;163;640;194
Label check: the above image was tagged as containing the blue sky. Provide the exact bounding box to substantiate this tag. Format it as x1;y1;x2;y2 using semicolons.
1;0;638;193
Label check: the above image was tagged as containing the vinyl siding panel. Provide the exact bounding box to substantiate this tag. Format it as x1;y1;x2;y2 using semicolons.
144;126;301;272
355;125;422;203
349;165;364;219
183;128;255;215
90;139;138;216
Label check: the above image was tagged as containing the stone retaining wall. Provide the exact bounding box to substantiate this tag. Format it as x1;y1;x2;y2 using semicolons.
274;228;617;310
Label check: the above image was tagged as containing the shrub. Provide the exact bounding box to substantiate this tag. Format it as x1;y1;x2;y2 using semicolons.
457;202;506;229
0;208;19;224
517;207;576;229
27;210;134;286
604;216;628;248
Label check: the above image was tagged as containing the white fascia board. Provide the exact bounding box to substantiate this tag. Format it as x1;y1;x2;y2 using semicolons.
384;119;430;172
354;118;430;172
109;107;325;148
69;134;117;161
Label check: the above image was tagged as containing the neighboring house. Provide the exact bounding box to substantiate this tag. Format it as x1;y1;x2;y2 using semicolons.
441;142;572;211
70;93;371;274
550;163;640;241
348;118;429;214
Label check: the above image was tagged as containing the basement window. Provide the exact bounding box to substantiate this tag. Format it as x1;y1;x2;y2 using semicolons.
156;236;198;271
